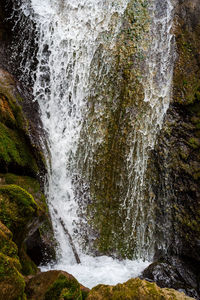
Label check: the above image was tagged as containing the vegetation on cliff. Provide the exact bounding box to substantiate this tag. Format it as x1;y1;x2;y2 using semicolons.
76;0;150;259
0;61;54;297
0;0;199;299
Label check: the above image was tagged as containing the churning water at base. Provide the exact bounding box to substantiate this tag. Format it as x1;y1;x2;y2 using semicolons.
13;0;174;288
41;256;149;288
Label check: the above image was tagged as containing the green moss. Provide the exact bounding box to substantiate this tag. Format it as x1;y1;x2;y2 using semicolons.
0;184;36;209
188;137;200;149
0;252;25;300
0;122;38;174
0;184;38;244
19;247;38;276
87;278;192;299
0;226;18;258
75;0;151;259
176;207;200;236
0;72;28;132
44;274;82;300
173;15;200;106
3;173;47;211
0;72;45;177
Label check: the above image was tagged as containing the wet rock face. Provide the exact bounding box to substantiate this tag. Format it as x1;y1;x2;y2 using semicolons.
147;0;200;298
152;0;200;259
0;0;37;85
0;68;43;177
0;0;56;267
0;2;43;176
0;3;55;277
142;257;200;299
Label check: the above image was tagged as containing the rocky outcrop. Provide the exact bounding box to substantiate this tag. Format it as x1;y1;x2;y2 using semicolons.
0;67;55;261
0;0;199;299
0;221;26;300
1;173;56;266
142;258;199;299
25;272;193;300
143;0;200;299
0;6;55;298
25;270;90;300
87;278;194;300
0;69;55;297
75;0;150;258
0;69;43;176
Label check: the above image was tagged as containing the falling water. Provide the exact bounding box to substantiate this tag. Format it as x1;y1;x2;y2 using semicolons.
11;0;174;288
121;0;175;259
30;0;130;262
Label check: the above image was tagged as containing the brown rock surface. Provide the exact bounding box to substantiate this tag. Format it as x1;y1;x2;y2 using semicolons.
25;270;89;300
87;278;194;300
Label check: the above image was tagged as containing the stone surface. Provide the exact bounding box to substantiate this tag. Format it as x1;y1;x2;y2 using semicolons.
142;258;200;299
87;278;194;300
0;221;26;300
0;0;199;299
146;0;200;298
0;68;45;177
1;173;56;265
25;270;89;300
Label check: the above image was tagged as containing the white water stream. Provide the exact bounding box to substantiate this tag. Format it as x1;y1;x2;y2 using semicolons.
14;0;174;289
122;0;175;259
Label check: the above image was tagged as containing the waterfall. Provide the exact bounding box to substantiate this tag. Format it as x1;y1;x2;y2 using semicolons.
121;0;175;259
29;0;130;262
11;0;174;288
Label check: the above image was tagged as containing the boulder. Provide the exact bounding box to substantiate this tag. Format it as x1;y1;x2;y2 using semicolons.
0;184;40;245
25;270;89;300
1;173;56;265
87;278;194;300
142;258;199;299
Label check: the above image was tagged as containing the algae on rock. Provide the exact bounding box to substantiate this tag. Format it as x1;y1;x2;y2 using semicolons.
75;0;151;259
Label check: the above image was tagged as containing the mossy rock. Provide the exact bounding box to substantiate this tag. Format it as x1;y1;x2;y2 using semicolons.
0;184;39;245
0;221;18;259
0;68;45;177
3;173;47;211
44;274;82;300
75;0;151;258
86;278;194;300
0;122;38;175
0;174;56;268
19;246;38;276
0;221;26;300
0;252;26;300
25;270;89;300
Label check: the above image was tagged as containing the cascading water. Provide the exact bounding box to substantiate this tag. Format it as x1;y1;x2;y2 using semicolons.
10;0;174;288
121;0;175;259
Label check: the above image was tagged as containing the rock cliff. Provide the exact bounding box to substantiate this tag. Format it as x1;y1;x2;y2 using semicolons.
0;0;199;299
142;0;200;298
